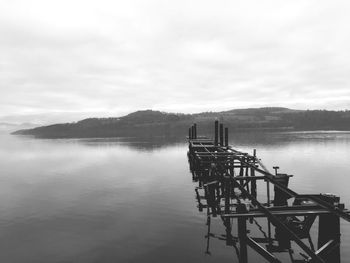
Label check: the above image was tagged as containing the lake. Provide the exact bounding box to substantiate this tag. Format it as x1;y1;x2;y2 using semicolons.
0;131;350;263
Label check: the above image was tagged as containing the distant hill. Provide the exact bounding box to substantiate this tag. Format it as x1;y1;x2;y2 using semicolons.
12;108;350;138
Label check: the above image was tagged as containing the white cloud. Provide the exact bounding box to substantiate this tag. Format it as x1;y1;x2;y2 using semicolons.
1;0;350;124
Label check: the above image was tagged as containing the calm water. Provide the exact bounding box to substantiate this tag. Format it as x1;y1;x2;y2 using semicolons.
0;131;350;263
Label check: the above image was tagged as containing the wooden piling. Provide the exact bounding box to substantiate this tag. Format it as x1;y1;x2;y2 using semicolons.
219;124;224;146
273;174;290;206
224;178;230;214
194;123;197;139
318;194;341;263
214;121;219;146
237;204;248;263
251;149;257;199
187;122;349;263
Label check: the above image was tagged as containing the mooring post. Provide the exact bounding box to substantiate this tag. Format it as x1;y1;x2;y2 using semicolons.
219;124;224;146
225;127;228;147
214;120;219;146
237;204;248;263
318;194;341;263
193;123;197;139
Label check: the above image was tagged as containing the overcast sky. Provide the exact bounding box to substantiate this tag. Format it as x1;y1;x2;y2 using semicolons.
1;0;350;124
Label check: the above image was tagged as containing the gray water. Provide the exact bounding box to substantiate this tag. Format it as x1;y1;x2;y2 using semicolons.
0;131;350;263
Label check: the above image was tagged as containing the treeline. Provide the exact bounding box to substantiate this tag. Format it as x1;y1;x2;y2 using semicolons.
12;108;350;138
284;110;350;130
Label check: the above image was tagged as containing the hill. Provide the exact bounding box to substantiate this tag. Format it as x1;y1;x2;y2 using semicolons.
12;108;350;138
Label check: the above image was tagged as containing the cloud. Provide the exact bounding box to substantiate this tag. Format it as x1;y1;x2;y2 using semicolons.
1;0;350;124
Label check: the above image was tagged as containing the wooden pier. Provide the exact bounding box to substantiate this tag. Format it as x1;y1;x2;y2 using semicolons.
187;121;350;263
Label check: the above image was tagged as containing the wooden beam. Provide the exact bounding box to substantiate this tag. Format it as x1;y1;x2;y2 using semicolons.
246;237;281;263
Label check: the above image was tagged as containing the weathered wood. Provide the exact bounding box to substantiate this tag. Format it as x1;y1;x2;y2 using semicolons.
222;209;338;218
237;204;248;263
219;123;224;146
251;149;257;199
246;237;281;263
193;123;197;139
317;194;340;263
187;121;349;263
214;120;219;146
273;174;289;206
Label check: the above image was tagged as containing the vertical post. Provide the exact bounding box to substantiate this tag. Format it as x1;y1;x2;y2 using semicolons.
221;171;232;245
225;127;228;147
245;163;250;193
206;206;211;255
224;178;230;214
267;219;272;247
208;184;217;217
214;120;219;146
219;124;224;146
229;162;234;177
266;182;270;207
188;128;191;139
191;126;194;140
239;157;244;186
237;204;248;263
273;174;289;206
251;149;257;199
193;123;197;139
318;194;341;263
224;178;233;246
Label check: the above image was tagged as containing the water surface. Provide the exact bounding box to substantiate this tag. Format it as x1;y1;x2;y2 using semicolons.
0;131;350;262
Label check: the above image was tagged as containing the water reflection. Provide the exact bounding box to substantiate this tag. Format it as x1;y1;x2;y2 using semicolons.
76;136;185;151
1;132;350;263
13;130;350;151
13;135;186;152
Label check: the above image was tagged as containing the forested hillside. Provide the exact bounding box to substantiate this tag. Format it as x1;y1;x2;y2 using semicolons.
12;108;350;138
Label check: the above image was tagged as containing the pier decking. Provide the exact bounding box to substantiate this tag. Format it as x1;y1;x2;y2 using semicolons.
187;121;350;263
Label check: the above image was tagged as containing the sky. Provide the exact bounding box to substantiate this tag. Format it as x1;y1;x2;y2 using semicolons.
1;0;350;124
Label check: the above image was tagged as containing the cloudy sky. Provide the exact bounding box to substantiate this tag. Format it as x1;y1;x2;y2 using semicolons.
1;0;350;124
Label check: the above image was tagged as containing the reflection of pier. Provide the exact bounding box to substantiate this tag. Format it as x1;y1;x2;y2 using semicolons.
187;121;350;263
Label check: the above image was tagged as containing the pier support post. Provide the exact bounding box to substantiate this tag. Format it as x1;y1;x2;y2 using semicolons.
193;123;197;139
219;124;224;146
251;149;257;199
318;194;340;263
224;178;231;214
225;127;228;147
188;128;191;139
237;204;248;263
224;177;233;245
214;121;219;146
273;174;290;206
273;173;291;249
